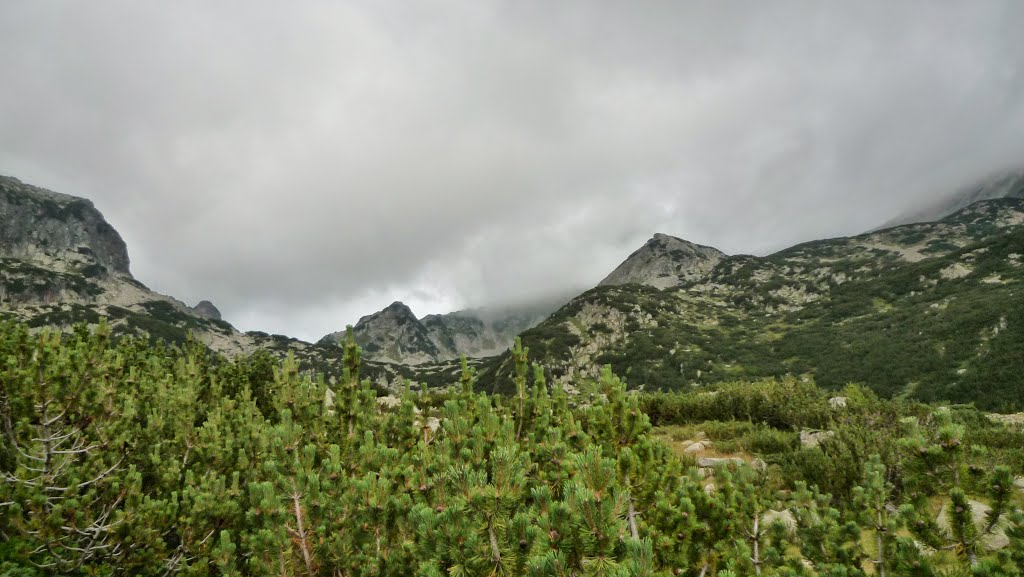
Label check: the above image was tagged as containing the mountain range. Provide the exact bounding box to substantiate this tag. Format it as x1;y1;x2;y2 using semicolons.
2;170;1023;409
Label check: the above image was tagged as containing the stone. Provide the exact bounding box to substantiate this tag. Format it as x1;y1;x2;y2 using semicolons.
683;442;706;454
828;396;848;409
988;413;1024;426
376;395;401;409
698;457;745;468
800;429;835;449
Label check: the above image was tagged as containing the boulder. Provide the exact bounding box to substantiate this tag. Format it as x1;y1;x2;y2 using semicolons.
828;396;848;409
698;457;745;468
800;429;835;449
683;442;706;454
988;413;1024;427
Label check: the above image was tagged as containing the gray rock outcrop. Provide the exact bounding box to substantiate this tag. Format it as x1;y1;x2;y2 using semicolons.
191;300;222;320
599;233;726;289
1;175;131;278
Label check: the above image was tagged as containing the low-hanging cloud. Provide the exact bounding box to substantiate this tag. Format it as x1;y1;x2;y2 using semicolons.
2;1;1024;340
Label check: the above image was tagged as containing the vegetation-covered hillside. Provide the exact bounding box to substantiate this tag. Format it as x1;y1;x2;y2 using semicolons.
480;200;1024;410
2;321;1024;576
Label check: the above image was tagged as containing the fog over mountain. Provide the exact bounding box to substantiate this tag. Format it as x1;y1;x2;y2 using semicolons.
2;2;1024;341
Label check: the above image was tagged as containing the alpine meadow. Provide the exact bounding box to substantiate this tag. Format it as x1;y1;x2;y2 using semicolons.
3;3;1024;577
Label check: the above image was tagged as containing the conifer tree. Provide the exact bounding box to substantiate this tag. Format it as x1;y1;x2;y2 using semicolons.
851;455;910;577
511;337;529;441
901;410;1015;569
1008;511;1024;573
791;481;864;574
0;323;139;573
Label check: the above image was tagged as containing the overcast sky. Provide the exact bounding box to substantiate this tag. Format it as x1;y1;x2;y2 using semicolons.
3;2;1024;341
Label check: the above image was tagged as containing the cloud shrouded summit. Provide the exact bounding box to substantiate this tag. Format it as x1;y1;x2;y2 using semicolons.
2;1;1024;340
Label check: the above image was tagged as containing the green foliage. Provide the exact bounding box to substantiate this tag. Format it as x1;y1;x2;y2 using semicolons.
1;319;1022;576
641;377;832;430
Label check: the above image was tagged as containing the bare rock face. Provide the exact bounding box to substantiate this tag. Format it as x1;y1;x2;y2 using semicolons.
599;233;726;289
0;176;131;278
1;176;134;304
191;300;222;320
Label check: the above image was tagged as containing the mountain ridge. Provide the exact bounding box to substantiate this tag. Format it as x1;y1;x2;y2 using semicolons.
318;299;559;365
4;171;1024;408
474;198;1024;410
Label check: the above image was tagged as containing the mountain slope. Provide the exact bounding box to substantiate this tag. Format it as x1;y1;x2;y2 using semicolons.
883;168;1024;227
478;199;1024;410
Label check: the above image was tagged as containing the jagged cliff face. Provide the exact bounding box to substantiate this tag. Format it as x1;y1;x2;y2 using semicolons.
599;233;726;288
0;176;131;276
1;176;133;304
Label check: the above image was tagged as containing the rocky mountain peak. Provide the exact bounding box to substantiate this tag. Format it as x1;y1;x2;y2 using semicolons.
599;233;727;289
190;300;222;321
382;300;414;315
318;301;438;364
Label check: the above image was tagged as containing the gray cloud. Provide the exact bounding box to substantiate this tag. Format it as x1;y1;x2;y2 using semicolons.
3;1;1024;340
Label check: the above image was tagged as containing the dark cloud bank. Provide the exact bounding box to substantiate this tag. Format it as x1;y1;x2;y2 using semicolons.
3;1;1024;340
